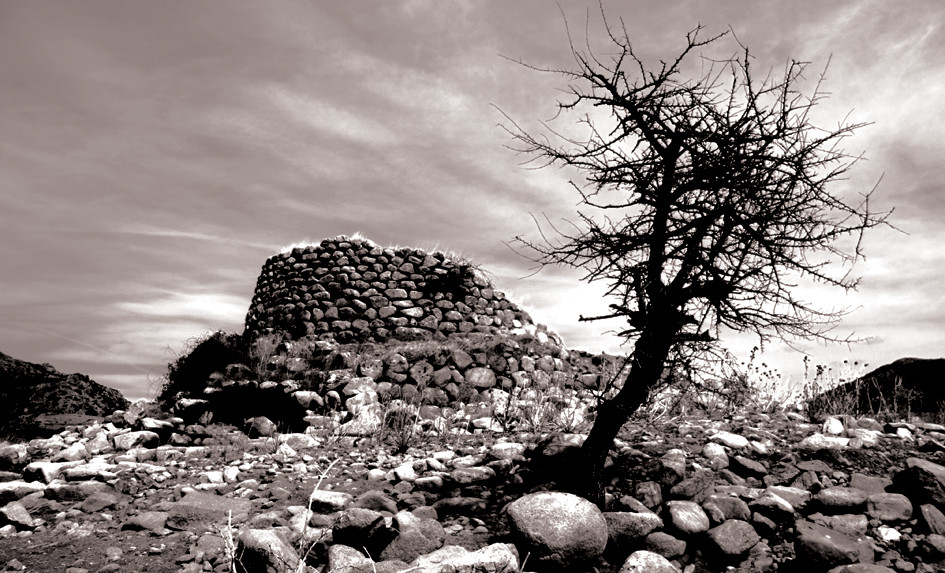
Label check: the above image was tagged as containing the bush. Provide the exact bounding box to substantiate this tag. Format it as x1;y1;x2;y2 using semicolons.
158;331;247;407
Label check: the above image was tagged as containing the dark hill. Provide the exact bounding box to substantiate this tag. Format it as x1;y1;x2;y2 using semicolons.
0;351;129;441
811;357;945;418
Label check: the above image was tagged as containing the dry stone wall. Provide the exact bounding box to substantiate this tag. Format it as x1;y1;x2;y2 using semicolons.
244;236;542;345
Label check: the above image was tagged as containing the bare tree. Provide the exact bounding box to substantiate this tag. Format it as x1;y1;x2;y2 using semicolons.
502;15;891;504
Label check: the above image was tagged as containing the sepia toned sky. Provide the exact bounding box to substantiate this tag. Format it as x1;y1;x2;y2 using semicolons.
2;1;943;399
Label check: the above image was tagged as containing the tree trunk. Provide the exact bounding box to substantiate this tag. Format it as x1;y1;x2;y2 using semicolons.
573;334;672;506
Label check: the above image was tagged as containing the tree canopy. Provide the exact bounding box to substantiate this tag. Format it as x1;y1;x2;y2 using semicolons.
503;14;891;503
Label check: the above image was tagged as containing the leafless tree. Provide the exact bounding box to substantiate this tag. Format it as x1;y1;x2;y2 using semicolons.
502;13;891;504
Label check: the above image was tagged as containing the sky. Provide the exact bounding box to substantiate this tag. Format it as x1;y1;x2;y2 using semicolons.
1;1;943;400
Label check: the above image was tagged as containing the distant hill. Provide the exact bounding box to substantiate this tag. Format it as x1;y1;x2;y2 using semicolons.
811;357;945;418
0;351;129;441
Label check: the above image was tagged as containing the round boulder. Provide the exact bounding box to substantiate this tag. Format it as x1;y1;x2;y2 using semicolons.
505;491;607;570
707;519;760;557
619;550;681;573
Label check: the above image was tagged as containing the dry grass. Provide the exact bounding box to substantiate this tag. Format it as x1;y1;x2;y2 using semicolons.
643;350;944;425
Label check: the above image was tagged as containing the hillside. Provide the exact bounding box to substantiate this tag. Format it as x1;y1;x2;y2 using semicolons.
810;357;945;419
0;351;129;440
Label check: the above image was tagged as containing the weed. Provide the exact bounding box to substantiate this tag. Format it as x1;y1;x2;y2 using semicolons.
249;332;282;382
218;510;241;573
294;458;339;572
376;399;422;454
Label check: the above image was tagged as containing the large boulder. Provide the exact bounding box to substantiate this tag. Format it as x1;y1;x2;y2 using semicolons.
505;491;608;570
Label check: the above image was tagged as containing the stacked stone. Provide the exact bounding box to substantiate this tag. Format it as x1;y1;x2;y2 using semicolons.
244;236;535;344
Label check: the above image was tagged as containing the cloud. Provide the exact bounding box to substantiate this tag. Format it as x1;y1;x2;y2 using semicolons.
113;291;248;324
263;84;400;147
113;225;278;253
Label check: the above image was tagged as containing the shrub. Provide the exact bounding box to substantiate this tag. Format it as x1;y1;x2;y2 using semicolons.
159;331;247;407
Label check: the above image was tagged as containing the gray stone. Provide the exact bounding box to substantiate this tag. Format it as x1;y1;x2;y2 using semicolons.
308;489;354;513
449;467;495;485
826;565;896;573
63;458;119;481
22;462;69;484
163;489;252;530
865;492;912;522
658;450;687;486
810;513;868;537
645;531;686;559
666;500;710;534
765;486;811;512
893;457;945;507
237;529;300;573
794;519;873;568
635;481;663;509
123;511;169;534
378;510;445;563
749;493;795;523
392;462;417;482
77;491;120;513
712;431;749;449
849;473;892;494
707;519;759;556
604;512;664;545
848;428;882;447
464;367;496;389
328;544;373;571
112;430;160;451
0;445;27;472
730;455;767;478
920;503;945;534
505;491;608;569
45;480;111;502
618;550;681;573
332;508;386;549
489;442;526;461
922;533;945;558
798;433;850;450
822;417;844;434
351;490;398;515
451;349;474;370
813;487;868;513
702;442;729;468
702;494;751;522
668;469;714;502
51;442;90;463
0;502;33;529
409;543;520;573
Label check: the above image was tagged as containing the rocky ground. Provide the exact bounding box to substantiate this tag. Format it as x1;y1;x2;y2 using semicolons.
1;407;945;573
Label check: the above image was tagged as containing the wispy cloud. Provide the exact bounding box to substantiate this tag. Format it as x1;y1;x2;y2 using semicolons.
113;225;279;252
